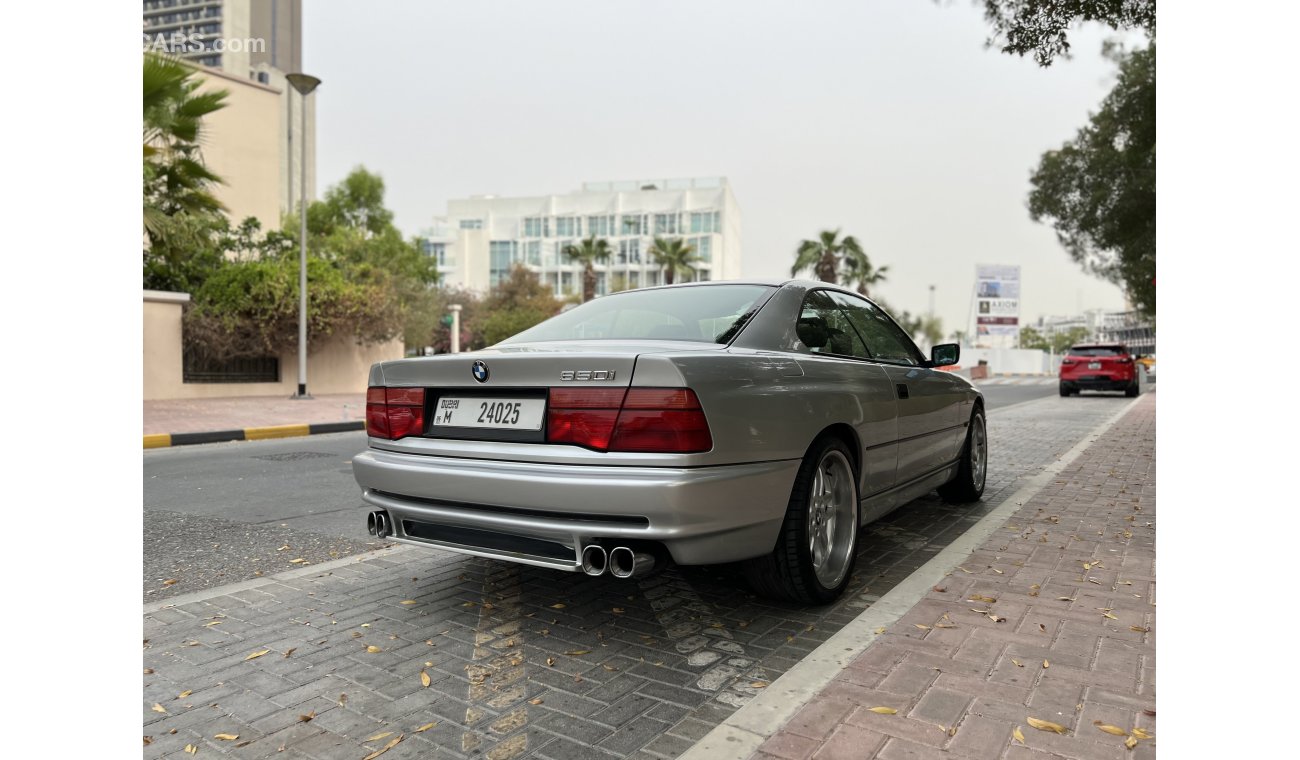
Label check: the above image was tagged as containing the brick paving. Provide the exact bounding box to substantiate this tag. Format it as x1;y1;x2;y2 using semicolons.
752;393;1155;760
142;395;1137;759
144;393;366;435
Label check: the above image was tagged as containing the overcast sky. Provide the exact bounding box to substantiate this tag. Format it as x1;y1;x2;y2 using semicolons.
305;0;1143;335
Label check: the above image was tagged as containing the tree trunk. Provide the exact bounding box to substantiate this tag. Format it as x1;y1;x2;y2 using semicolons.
816;252;837;283
664;265;675;286
583;264;596;302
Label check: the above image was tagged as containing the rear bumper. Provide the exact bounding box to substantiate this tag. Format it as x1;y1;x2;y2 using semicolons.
352;448;800;570
1060;375;1134;391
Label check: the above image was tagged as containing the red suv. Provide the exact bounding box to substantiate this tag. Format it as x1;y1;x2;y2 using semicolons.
1059;344;1139;397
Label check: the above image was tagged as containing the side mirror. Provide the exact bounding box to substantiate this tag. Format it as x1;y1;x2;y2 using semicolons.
929;343;960;367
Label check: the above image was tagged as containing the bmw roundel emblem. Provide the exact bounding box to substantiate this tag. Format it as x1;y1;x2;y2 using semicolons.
471;360;490;383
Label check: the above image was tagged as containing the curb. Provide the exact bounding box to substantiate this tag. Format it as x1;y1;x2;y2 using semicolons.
143;420;365;449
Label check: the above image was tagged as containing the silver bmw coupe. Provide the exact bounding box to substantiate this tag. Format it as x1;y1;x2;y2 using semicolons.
353;280;985;604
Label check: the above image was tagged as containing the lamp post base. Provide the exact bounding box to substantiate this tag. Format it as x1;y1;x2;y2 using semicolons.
291;384;313;400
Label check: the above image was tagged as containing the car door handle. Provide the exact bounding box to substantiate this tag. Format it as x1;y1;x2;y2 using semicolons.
896;383;910;400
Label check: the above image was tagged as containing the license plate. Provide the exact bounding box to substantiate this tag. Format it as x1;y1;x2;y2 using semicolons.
431;397;545;430
1088;362;1102;369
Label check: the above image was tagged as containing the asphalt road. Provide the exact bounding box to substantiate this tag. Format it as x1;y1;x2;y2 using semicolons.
142;381;1061;602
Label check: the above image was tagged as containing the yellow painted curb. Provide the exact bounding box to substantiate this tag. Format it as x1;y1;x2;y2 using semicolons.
143;434;172;449
244;423;311;441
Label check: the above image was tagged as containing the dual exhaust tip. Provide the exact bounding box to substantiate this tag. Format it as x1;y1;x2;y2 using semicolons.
581;545;654;579
367;510;391;539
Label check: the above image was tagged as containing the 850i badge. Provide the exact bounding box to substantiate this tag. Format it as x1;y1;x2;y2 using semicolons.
560;370;616;381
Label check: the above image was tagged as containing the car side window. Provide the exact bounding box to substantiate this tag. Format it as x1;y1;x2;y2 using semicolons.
797;290;871;359
828;292;925;366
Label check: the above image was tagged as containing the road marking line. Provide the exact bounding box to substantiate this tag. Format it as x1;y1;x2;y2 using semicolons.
677;393;1147;760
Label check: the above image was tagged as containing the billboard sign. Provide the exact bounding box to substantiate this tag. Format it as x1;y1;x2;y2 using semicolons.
975;265;1020;338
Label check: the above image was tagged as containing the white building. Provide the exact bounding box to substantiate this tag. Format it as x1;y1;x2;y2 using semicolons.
420;177;742;297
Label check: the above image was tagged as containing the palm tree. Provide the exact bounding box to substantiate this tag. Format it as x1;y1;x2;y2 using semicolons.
791;229;866;284
143;52;229;240
562;235;613;302
647;237;699;285
842;253;889;297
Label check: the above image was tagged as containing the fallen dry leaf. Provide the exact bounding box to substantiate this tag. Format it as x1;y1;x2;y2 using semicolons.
365;731;393;742
1011;659;1023;667
1095;723;1128;736
867;706;898;715
1013;726;1025;743
244;649;270;661
545;657;555;667
1027;717;1068;734
366;645;382;653
289;558;307;564
415;722;436;733
933;586;947;593
143;736;153;746
420;670;431;687
1130;626;1150;633
914;624;931;631
400;600;418;605
299;712;315;723
184;744;197;755
529;697;544;705
177;690;192;699
1132;727;1153;739
203;620;223;627
549;603;566;609
214;733;238;741
144;668;154;675
1125;735;1138;750
874;626;887;634
362;735;403;760
564;649;591;656
283;648;296;658
750;681;768;688
969;595;997;603
163;579;179;586
612;607;625;613
151;703;167;714
1042;660;1050;669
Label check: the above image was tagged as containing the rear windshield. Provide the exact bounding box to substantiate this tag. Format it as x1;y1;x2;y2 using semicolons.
500;285;775;345
1068;346;1126;357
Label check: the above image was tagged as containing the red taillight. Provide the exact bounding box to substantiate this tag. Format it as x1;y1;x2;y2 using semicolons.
366;386;426;440
1061;358;1076;365
546;387;712;453
1116;356;1133;364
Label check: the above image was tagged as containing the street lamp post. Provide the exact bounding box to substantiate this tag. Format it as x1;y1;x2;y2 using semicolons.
449;304;462;354
285;73;321;399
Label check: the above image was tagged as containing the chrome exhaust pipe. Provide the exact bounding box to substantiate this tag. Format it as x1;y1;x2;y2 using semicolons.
580;545;608;576
367;510;390;538
609;546;655;579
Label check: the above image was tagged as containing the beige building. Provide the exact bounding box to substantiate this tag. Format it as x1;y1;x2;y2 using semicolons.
145;0;314;224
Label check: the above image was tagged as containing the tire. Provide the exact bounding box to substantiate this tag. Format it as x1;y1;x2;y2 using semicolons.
938;407;987;504
744;437;860;605
1059;382;1072;397
1125;382;1139;398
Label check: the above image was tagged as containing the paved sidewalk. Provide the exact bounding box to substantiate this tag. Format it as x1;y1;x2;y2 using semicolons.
144;393;366;435
750;394;1155;760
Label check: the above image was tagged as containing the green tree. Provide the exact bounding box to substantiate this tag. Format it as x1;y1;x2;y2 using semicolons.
284;167;439;347
647;237;699;286
842;254;889;297
1018;325;1049;350
562;235;613;302
143;53;229;240
1029;42;1155;317
476;265;563;345
791;229;867;284
183;256;403;362
1052;326;1092;354
976;0;1156;67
